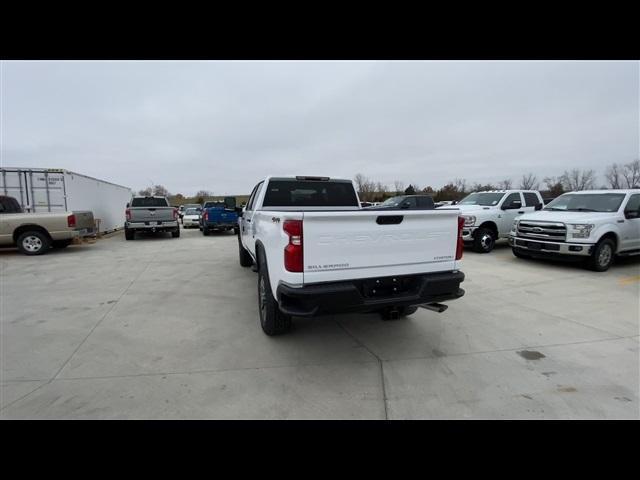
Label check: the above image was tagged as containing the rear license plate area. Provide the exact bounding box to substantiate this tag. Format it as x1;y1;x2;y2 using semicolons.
360;276;418;298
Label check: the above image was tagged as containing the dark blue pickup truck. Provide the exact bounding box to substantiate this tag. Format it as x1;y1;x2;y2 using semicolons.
200;197;239;236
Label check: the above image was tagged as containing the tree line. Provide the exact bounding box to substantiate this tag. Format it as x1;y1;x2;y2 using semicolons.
353;160;639;202
133;159;639;205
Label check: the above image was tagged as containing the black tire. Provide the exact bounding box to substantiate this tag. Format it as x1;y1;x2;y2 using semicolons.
52;239;73;249
125;228;135;241
233;227;240;235
587;238;615;272
202;228;210;236
238;234;253;267
380;305;418;320
512;247;530;259
16;230;51;255
472;227;495;253
172;228;180;238
257;250;292;335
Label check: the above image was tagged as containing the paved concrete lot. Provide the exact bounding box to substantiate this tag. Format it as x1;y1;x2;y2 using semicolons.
1;228;638;419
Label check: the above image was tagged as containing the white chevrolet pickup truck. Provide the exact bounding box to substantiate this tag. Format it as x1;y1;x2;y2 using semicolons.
236;176;466;335
509;189;640;271
443;190;544;253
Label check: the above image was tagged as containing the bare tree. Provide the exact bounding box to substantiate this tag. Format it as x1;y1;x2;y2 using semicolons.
497;179;513;190
393;180;405;195
196;190;213;197
622;160;640;188
152;184;171;197
138;187;152;196
560;169;596;191
520;173;539;190
353;173;376;201
604;163;622;189
543;176;565;197
454;178;467;194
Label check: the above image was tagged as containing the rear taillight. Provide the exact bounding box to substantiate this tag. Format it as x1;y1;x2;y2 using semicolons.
173;208;178;220
456;216;464;260
67;214;76;228
203;211;208;221
283;220;303;272
125;208;131;221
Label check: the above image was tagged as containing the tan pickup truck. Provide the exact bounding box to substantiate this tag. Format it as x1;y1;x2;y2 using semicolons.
0;195;95;255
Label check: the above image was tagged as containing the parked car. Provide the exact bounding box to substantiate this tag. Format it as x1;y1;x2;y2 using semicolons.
178;203;202;220
200;198;239;236
444;189;544;253
509;189;640;271
181;208;201;228
237;175;465;335
0;195;95;255
124;196;179;240
366;195;435;210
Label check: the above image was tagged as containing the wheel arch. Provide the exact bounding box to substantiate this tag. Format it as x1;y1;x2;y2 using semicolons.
598;231;619;252
477;221;498;237
13;224;52;244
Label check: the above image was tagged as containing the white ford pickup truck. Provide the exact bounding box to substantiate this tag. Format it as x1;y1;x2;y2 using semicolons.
442;190;544;253
236;176;466;335
509;189;640;271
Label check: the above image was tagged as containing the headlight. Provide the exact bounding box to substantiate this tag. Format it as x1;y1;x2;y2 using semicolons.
462;215;476;226
569;224;594;239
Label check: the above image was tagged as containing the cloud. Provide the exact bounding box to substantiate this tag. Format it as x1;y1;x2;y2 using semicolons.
2;60;638;194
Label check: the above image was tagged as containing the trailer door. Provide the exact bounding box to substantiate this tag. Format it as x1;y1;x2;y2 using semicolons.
26;170;67;212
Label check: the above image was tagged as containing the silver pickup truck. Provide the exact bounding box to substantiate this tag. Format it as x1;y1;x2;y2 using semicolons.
124;196;180;240
0;195;95;255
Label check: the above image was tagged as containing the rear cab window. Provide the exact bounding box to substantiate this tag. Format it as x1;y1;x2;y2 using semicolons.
131;197;169;207
523;192;540;207
262;179;359;208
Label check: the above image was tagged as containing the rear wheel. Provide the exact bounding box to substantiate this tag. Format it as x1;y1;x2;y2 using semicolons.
472;227;495;253
172;228;180;238
257;251;292;335
52;239;73;249
16;230;51;255
587;238;615;272
125;228;135;240
202;228;210;236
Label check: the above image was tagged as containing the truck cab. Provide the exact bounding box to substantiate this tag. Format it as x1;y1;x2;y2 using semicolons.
445;190;544;253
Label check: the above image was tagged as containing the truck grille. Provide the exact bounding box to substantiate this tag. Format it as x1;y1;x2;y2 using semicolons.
516;221;566;242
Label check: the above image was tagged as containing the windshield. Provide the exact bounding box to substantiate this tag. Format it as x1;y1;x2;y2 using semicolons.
458;192;506;206
185;208;199;215
381;196;405;207
544;193;626;213
131;197;169;207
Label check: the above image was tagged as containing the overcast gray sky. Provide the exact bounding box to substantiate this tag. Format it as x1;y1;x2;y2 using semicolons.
1;60;638;195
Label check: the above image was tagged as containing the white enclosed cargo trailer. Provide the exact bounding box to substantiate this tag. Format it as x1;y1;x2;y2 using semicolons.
0;168;132;234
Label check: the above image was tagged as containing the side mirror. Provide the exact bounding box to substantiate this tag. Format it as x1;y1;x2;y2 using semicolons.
236;207;243;217
535;203;543;211
126;202;130;208
401;202;411;209
502;200;522;210
625;209;639;219
451;200;458;205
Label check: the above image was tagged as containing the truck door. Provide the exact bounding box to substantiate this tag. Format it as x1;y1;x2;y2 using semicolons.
241;182;263;256
498;192;524;236
620;194;640;252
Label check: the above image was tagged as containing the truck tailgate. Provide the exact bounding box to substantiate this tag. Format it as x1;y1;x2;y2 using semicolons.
302;209;459;284
129;207;175;222
72;211;95;231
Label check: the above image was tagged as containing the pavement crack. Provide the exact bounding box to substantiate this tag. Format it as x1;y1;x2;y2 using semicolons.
333;319;389;420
